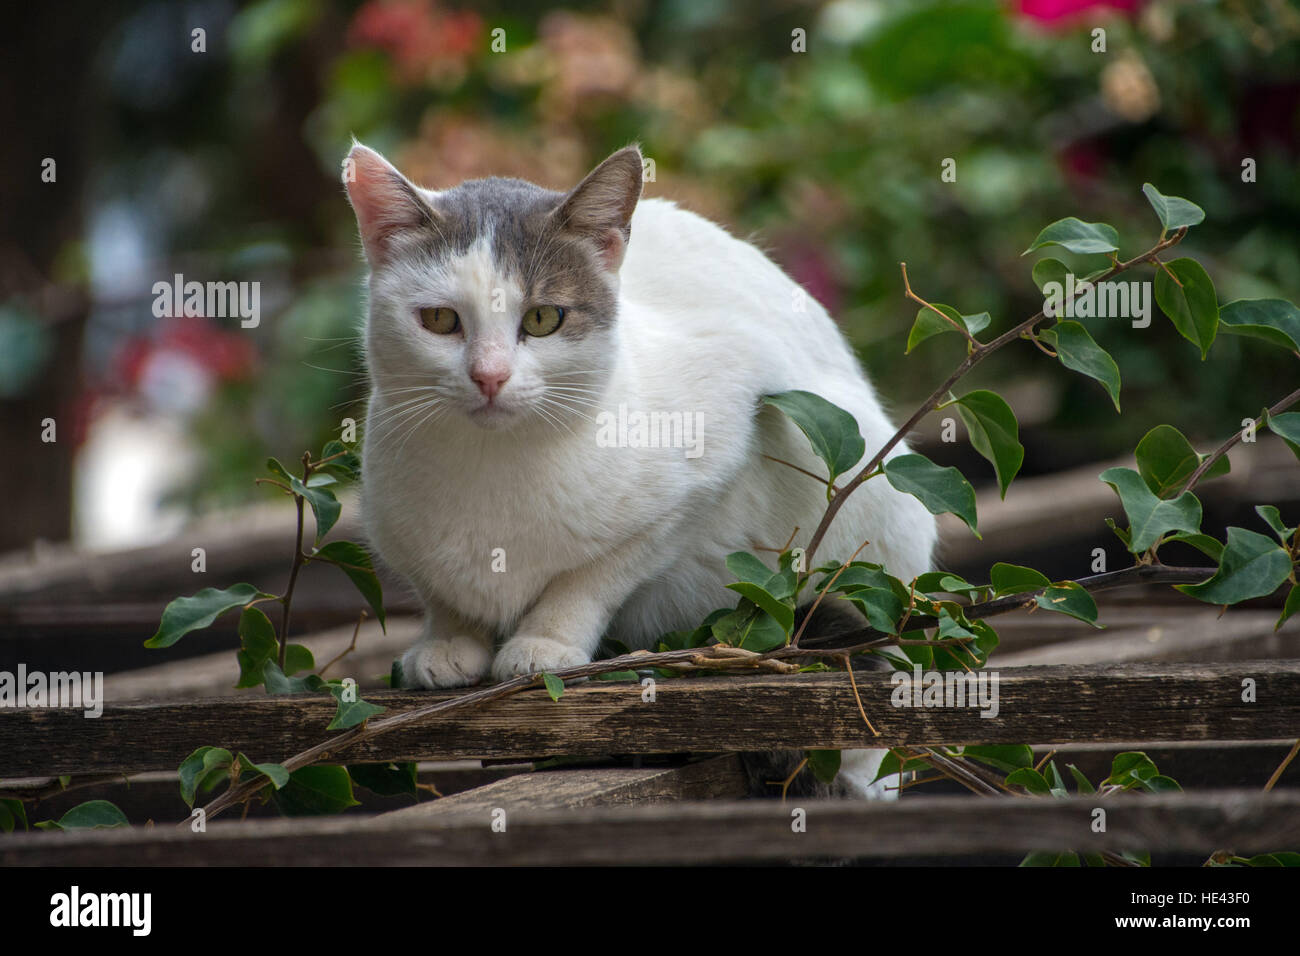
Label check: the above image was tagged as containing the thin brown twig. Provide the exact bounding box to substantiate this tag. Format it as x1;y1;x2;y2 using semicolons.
803;228;1189;564
319;610;366;679
1264;739;1300;793
1183;386;1300;493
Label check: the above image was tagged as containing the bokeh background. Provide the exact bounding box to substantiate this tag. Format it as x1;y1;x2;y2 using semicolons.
3;0;1298;555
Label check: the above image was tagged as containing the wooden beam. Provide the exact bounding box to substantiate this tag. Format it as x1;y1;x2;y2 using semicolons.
2;789;1296;866
1;662;1296;778
379;756;748;820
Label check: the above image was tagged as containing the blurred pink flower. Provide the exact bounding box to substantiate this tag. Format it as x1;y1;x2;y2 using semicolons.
348;0;482;83
1017;0;1141;26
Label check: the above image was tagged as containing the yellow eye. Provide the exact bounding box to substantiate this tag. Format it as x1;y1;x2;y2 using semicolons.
522;305;565;337
419;307;460;335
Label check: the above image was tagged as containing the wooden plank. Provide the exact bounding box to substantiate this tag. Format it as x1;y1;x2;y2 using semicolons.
2;789;1296;866
994;610;1291;667
2;662;1296;777
379;756;748;820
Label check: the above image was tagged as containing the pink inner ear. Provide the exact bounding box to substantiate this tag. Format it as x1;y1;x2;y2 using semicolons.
596;229;627;271
345;147;426;258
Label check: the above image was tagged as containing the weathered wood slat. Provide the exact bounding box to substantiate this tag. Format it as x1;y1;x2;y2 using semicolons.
1;662;1295;777
993;610;1292;666
2;789;1295;866
379;756;748;820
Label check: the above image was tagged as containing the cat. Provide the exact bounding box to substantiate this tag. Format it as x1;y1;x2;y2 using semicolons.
344;142;938;799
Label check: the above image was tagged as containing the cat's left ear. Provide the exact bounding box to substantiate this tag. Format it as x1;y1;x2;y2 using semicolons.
555;146;644;271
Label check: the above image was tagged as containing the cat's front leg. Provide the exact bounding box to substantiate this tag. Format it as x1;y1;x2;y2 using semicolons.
492;554;645;682
400;601;494;689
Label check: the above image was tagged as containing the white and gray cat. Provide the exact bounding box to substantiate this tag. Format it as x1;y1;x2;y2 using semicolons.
344;143;938;798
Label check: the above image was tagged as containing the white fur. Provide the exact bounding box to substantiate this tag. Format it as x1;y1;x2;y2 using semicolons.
358;182;937;798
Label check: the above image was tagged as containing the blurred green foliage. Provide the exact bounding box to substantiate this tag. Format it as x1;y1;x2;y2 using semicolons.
53;0;1300;508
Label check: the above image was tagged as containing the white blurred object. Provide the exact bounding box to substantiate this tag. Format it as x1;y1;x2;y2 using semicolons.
73;403;195;549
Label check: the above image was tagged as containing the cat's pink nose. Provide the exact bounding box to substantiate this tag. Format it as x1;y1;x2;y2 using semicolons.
472;367;510;400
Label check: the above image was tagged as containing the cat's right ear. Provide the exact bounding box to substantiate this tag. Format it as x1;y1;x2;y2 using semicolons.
342;144;436;263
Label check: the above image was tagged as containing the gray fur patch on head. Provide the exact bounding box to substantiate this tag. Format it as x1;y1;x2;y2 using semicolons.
403;176;620;339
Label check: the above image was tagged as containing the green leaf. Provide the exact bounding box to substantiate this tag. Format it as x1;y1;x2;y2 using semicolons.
235;753;290;790
1176;527;1292;605
946;389;1023;498
291;476;341;543
1099;467;1202;553
1035;581;1101;626
906;304;990;352
726;582;795;634
841;587;905;634
1218;299;1300;354
0;798;28;833
262;660;327;695
1023;218;1119;256
725;551;773;585
884;453;979;537
1006;768;1051;795
235;606;279;688
1134;424;1228;498
348;762;418;798
178;746;233;808
762;390;865;485
1046;761;1069;798
1106;752;1158;789
542;673;565;702
326;682;386;729
1165;532;1224;562
1154;258;1219;359
1267;411;1300;460
711;604;788;652
1140;183;1205;231
35;800;129;830
146;583;268;649
1066;764;1096;794
311;540;386;630
1255;505;1295;544
1278;585;1300;632
1031;258;1069;293
320;440;362;481
1038;321;1122;413
807;749;841;785
989;562;1051;596
962;744;1034;774
271;765;360;816
1139;774;1182;793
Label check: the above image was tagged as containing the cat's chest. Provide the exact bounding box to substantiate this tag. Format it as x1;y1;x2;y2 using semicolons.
363;433;667;601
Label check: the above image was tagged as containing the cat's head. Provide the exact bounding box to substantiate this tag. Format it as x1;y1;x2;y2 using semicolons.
345;143;643;431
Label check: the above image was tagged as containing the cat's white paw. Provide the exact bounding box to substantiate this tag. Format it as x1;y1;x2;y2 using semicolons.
401;636;492;689
492;635;590;682
837;748;901;801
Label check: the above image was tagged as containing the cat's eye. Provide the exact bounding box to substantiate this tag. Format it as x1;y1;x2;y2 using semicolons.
522;305;565;337
419;307;460;335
